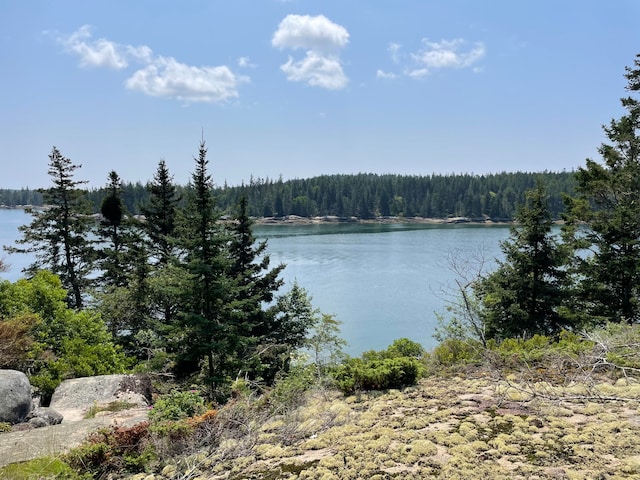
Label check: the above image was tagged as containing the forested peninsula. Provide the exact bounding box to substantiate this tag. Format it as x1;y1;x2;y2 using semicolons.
0;170;575;222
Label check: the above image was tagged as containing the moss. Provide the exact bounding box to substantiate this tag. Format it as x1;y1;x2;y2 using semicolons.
0;457;85;479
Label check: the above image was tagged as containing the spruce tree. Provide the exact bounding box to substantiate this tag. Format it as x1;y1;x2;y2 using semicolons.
477;181;570;338
563;54;640;324
96;170;136;288
226;195;286;382
6;147;95;309
140;159;181;266
176;141;232;394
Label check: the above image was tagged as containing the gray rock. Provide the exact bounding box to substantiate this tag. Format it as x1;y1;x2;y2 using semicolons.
50;374;151;422
26;407;63;428
0;370;32;424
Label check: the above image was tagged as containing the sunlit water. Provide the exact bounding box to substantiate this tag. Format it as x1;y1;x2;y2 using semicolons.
0;209;510;355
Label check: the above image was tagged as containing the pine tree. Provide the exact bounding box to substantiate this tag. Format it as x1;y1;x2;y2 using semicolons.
477;181;571;338
96;170;137;288
176;140;232;394
6;147;95;309
563;54;640;324
140;160;181;266
226;195;285;382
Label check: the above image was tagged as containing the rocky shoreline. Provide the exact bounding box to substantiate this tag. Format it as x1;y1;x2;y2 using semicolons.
254;215;512;225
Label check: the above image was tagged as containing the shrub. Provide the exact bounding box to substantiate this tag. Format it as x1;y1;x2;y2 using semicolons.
332;339;426;395
149;389;206;423
334;356;423;395
431;338;483;367
63;422;153;477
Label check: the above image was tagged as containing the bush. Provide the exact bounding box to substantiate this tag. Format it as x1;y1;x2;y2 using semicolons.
64;422;153;477
333;339;426;395
149;389;206;423
431;338;483;367
334;356;423;395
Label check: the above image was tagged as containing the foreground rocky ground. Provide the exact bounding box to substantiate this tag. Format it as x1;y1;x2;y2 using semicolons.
192;372;640;479
4;368;640;479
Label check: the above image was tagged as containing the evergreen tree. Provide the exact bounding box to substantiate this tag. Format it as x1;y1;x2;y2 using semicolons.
5;147;95;309
563;55;640;324
96;170;136;287
227;195;285;382
477;182;571;338
176;141;232;395
138;160;182;339
140;160;181;266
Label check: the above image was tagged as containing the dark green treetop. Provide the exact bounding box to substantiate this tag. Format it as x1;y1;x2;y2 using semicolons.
477;181;571;339
563;54;640;324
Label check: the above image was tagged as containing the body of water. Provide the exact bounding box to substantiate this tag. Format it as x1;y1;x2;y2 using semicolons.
0;209;510;355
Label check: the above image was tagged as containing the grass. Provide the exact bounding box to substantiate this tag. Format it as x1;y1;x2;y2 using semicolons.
83;400;138;419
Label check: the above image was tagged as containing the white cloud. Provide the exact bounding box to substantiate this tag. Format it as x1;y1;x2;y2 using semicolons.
125;57;248;103
57;25;128;69
53;25;247;103
272;14;349;90
379;37;486;80
272;14;349;53
237;56;256;68
409;38;485;76
388;43;402;64
281;52;348;90
376;69;397;80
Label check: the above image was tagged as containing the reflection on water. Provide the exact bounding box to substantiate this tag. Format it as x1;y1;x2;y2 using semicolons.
254;223;509;355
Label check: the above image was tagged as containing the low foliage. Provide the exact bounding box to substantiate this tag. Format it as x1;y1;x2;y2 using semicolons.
83;400;139;419
0;457;89;480
63;423;153;477
148;389;206;423
333;339;425;395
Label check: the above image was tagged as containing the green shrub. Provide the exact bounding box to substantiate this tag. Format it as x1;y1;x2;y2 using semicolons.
334;356;423;395
431;338;483;366
149;389;206;423
384;338;425;358
333;339;426;395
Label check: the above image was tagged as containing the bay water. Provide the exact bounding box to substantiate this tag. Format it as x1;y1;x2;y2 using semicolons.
0;209;509;355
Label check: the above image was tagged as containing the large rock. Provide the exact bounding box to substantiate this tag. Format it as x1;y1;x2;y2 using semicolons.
0;370;32;424
50;374;152;422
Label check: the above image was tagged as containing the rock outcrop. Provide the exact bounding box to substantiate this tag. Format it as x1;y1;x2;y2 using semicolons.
49;374;152;422
0;370;32;424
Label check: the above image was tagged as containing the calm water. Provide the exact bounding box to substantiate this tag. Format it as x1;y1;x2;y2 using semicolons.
0;209;509;355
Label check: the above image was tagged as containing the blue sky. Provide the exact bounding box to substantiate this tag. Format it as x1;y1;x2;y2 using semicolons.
2;1;640;189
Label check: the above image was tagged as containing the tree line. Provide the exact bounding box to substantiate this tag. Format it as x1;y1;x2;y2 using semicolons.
1;170;576;221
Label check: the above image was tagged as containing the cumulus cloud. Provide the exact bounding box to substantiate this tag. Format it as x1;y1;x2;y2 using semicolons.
378;37;485;80
125;57;248;103
53;25;247;103
272;14;349;90
57;25;128;69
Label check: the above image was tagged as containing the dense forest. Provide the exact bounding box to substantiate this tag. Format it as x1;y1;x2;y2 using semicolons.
0;170;575;221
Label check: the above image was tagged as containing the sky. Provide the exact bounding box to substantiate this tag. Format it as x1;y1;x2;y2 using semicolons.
2;1;640;190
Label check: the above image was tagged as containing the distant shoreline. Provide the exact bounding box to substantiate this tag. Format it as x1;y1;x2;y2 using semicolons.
253;215;514;226
0;207;515;226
